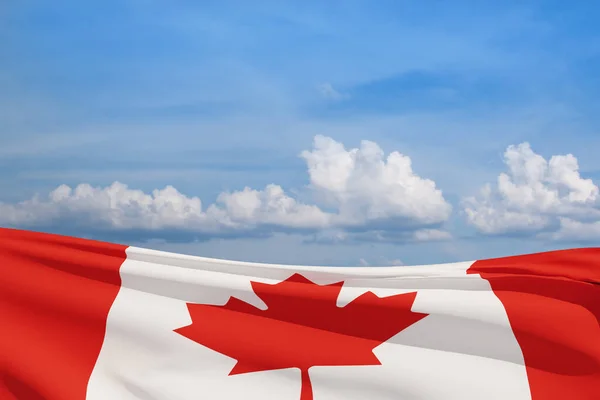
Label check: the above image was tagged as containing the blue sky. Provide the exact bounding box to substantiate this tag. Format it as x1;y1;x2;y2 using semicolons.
2;1;600;266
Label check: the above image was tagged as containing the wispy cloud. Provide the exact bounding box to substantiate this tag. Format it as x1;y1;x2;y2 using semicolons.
317;83;348;101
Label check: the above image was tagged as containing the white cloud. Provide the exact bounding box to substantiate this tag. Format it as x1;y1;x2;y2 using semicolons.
0;136;452;242
413;228;453;241
317;83;347;100
301;135;452;227
212;184;330;229
463;142;600;239
546;218;600;241
0;182;207;231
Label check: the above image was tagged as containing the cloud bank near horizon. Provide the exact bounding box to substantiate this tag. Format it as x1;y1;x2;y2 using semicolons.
0;136;451;243
2;136;599;243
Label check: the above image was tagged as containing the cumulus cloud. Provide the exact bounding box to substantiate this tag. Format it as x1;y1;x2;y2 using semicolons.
0;136;452;242
549;218;600;241
0;183;207;231
463;142;600;239
211;184;330;229
0;182;327;235
301;135;452;227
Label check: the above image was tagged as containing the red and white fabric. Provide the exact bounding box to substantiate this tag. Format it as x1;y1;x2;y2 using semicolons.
1;228;598;399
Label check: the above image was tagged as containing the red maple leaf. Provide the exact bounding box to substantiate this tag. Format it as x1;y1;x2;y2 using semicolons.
175;273;427;400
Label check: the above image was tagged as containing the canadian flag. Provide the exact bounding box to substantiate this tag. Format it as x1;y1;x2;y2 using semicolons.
1;228;599;400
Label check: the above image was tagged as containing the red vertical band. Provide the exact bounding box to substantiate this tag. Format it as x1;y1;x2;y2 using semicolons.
0;228;127;400
469;248;600;400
